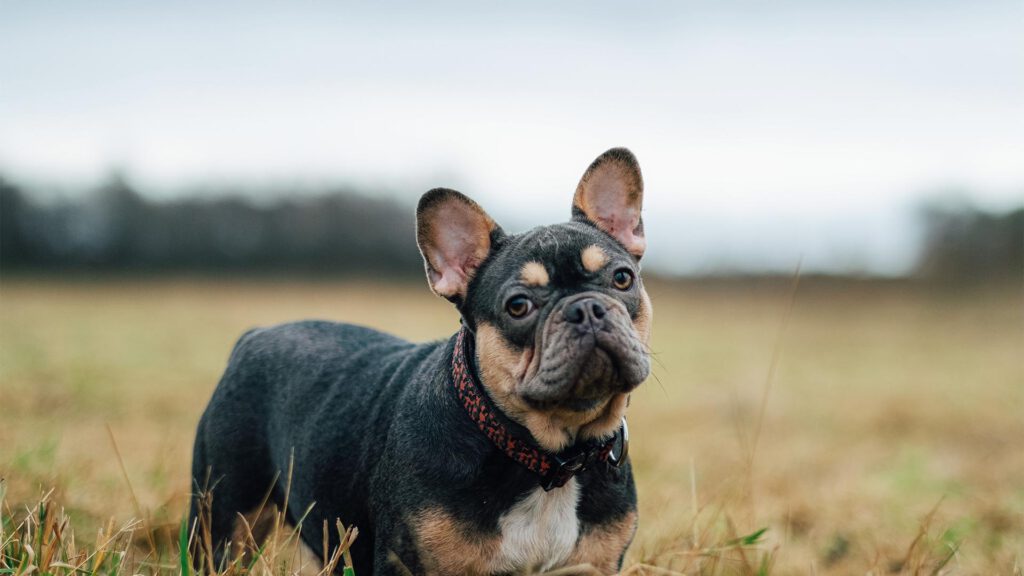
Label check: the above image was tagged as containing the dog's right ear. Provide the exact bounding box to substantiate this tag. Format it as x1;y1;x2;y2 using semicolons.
416;188;503;304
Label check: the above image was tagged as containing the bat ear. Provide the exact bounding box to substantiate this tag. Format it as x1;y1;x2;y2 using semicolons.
572;147;646;259
416;188;502;304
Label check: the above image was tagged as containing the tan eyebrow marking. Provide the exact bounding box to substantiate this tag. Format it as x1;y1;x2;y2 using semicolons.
581;244;610;273
520;261;550;287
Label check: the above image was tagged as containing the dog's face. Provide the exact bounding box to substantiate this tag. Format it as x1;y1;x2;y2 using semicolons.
416;148;652;451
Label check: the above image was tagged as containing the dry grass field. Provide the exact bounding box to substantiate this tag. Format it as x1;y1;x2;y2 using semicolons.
1;276;1022;574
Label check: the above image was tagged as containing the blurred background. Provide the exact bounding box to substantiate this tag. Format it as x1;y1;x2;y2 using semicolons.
1;1;1022;574
2;0;1021;278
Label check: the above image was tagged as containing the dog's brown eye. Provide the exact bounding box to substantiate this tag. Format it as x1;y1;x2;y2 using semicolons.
612;269;634;290
505;296;535;318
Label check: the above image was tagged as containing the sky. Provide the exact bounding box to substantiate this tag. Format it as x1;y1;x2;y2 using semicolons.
2;0;1022;274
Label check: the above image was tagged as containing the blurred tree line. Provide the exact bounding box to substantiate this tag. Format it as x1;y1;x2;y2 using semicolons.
1;174;1020;281
0;175;421;276
914;198;1022;282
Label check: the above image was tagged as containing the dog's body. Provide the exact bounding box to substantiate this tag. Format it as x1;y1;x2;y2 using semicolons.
191;148;652;575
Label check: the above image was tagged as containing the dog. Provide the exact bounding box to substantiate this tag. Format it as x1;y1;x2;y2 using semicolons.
190;148;653;575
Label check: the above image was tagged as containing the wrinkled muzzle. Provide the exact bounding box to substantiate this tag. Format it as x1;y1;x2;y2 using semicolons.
519;292;650;411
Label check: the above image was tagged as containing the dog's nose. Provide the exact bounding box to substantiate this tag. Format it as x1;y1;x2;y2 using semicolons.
564;298;607;329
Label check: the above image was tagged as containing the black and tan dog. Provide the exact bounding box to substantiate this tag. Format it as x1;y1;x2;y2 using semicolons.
190;148;653;575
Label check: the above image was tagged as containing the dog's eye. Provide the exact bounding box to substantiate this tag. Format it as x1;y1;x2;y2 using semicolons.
612;269;634;291
505;296;535;318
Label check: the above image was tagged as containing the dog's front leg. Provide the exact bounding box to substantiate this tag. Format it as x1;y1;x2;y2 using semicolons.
371;520;429;576
376;509;501;576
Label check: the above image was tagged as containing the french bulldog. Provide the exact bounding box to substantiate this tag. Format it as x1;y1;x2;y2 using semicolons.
190;147;653;575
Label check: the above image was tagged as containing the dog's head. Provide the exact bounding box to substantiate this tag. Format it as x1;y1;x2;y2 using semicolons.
416;148;652;451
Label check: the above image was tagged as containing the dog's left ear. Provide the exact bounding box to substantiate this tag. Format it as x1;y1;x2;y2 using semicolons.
416;188;503;304
572;147;645;259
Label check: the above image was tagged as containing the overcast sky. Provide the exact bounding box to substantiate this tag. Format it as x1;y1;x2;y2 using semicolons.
2;1;1022;274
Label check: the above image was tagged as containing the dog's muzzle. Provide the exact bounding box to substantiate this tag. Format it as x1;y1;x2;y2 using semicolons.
520;292;650;410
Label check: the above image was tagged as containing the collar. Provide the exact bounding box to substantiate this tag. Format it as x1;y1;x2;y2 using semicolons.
451;327;628;491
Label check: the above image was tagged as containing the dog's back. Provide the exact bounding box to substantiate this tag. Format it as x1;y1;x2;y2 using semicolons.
190;321;439;568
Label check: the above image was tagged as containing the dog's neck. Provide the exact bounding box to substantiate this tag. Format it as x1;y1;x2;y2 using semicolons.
461;314;631;453
451;327;626;491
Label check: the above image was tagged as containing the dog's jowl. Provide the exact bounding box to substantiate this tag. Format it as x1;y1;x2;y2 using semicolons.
190;148;653;575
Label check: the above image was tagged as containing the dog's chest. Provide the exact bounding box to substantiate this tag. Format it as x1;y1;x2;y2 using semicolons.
489;478;581;573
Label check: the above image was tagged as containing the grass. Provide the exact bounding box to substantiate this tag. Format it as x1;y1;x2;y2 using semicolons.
1;276;1022;574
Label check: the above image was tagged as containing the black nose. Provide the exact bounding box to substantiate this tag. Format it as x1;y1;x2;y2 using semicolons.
564;298;607;328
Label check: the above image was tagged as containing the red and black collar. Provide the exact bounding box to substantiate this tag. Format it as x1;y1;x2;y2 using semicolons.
451;327;627;491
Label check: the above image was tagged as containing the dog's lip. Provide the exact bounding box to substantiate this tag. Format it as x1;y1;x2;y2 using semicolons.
520;392;605;413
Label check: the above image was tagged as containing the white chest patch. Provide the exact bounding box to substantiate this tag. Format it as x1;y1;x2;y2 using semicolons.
490;478;581;574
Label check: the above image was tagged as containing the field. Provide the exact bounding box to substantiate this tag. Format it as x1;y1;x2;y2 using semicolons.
1;277;1022;574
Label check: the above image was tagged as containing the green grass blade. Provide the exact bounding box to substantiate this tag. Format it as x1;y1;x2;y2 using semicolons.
726;526;769;547
179;518;191;576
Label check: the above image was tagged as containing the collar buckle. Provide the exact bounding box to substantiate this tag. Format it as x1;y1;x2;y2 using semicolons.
542;451;589;491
